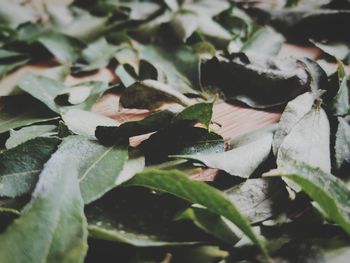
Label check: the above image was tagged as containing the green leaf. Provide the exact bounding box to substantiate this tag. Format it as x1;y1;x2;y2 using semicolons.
139;45;201;94
175;207;241;245
175;102;213;129
19;74;110;114
0;137;61;198
47;135;129;204
62;109;118;139
334;117;350;171
86;187;209;247
0;157;88;263
172;125;275;178
0;95;57;134
125;169;267;255
5;124;57;149
37;32;83;64
224;178;288;223
265;162;350;235
120;79;193;110
73;37;118;72
18;73;64;113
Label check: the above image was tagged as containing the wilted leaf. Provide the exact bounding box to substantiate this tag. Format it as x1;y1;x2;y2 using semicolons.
0;137;61;198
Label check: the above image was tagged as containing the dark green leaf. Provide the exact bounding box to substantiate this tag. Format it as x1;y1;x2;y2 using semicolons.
265;162;350;235
0;137;61;198
0;95;57;134
120;79;192;110
202;53;309;108
96;110;176;145
175;207;241;245
125;169;268;255
86;187;208;247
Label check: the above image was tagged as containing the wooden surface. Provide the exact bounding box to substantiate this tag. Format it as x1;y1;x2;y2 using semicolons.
1;43;325;145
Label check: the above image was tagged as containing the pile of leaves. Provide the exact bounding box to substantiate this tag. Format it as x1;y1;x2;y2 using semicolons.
0;0;350;262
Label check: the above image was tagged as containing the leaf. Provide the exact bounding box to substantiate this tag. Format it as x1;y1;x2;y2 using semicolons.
5;124;57;149
0;137;61;198
175;207;241;245
311;40;350;63
120;79;193;110
46;136;129;204
0;157;88;263
224;178;288;223
273;92;319;155
86;187;209;247
19;74;110;114
265;162;350;235
57;81;111;111
202;53;309;108
139;45;201;94
141;127;224;164
0;0;37;28
37;32;83;64
62;109;119;139
0;95;57;134
241;27;285;56
52;6;107;42
334;117;350;170
276;105;331;173
175;102;213;129
331;76;350;116
96;110;176;145
172;125;275;178
18;73;64;113
248;7;350;42
73;37;118;72
125;169;267;255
